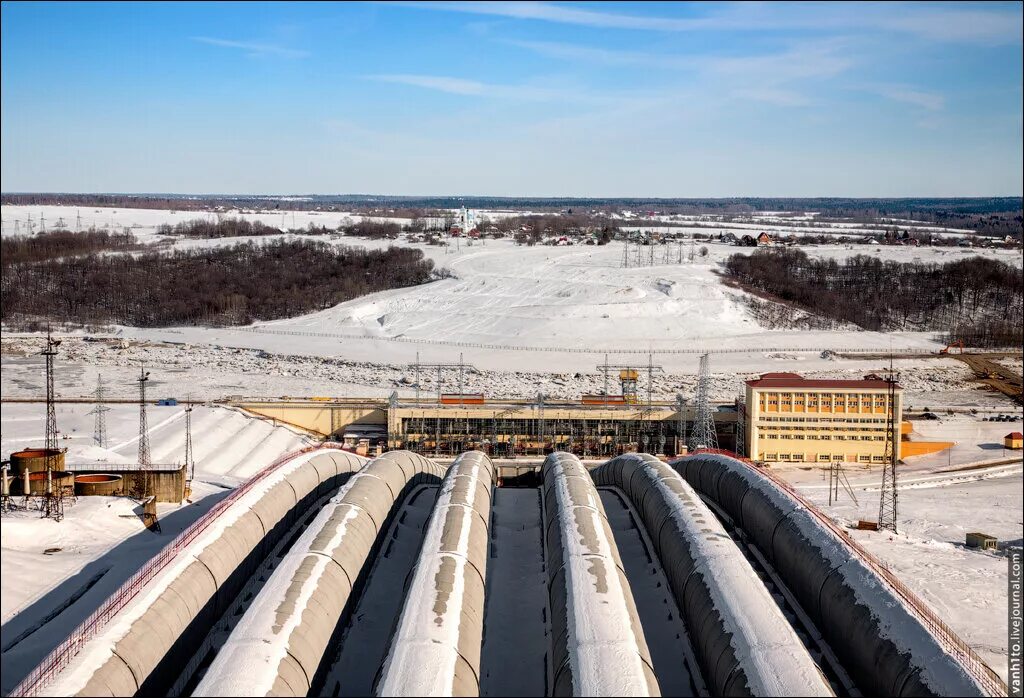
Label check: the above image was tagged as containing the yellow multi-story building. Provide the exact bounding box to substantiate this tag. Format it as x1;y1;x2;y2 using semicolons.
745;372;901;465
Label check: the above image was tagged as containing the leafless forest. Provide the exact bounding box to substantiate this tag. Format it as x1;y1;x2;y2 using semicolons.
725;248;1023;346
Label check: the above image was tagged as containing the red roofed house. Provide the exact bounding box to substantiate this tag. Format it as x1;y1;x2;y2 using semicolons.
1005;432;1023;450
744;372;902;465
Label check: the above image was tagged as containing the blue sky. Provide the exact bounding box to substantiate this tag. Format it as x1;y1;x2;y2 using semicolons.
1;1;1021;196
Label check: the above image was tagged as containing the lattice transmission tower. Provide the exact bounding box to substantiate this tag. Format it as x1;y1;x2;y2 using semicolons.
88;374;110;448
42;330;64;520
183;397;195;499
688;354;718;452
135;367;152;499
877;365;901;533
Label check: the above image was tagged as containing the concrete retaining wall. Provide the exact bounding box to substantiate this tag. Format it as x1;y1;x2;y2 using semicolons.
542;452;660;697
591;453;833;697
42;449;366;698
194;450;446;697
675;454;991;697
378;450;495;697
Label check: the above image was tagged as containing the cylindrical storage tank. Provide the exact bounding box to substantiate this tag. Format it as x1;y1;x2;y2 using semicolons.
12;470;75;495
10;448;66;475
75;473;124;496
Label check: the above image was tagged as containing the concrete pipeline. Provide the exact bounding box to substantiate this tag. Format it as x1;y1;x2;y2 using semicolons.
194;450;446;697
591;453;834;697
542;452;660;697
675;453;1000;697
377;450;496;697
33;448;366;698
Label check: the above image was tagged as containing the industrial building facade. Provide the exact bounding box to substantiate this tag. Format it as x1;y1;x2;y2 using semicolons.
745;372;902;464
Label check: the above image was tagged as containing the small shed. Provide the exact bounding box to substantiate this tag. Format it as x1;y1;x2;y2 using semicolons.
756;232;772;246
1004;431;1023;449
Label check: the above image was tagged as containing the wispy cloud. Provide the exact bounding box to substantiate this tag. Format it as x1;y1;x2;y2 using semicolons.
397;1;1023;44
393;1;715;31
192;36;309;59
863;84;946;111
505;38;854;107
364;73;592;102
502;39;698;69
732;88;812;107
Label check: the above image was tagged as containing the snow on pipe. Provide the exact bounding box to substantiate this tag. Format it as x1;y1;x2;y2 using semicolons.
194;450;447;698
541;452;661;697
591;453;834;697
676;454;995;697
377;451;496;697
39;449;366;698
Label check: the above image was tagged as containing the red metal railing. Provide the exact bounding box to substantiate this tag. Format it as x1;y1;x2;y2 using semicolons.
9;443;343;697
684;452;1007;696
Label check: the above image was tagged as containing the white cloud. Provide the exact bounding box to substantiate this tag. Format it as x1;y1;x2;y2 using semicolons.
364;73;603;102
396;1;1023;45
863;84;946;111
192;36;309;59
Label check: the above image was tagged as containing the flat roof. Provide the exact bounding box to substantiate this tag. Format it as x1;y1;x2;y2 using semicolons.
747;373;899;390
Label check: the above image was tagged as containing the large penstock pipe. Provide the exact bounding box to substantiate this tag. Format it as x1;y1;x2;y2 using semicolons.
33;448;365;698
194;451;446;697
377;450;496;697
591;453;833;697
542;451;660;697
675;453;1001;697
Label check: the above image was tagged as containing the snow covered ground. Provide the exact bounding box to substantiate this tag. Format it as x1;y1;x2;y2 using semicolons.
2;334;1012;408
776;413;1024;682
3;205;1019;378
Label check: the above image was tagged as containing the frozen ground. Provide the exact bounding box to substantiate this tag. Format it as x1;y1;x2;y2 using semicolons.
0;401;314;485
776;413;1024;682
2;334;1012;408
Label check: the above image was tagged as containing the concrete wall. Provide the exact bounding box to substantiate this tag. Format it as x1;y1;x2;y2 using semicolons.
542;452;660;697
194;451;447;698
591;454;832;697
378;451;495;697
238;402;385;437
675;453;992;697
42;449;366;698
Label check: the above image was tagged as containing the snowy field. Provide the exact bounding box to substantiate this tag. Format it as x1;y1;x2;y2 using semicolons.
2;334;1015;410
777;413;1023;682
3;205;1019;378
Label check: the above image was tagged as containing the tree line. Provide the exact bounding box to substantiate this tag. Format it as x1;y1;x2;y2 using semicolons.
2;240;435;327
1;229;145;267
724;248;1022;347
